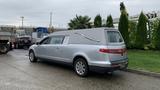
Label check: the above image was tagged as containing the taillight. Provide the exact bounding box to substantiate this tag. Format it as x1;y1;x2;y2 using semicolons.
99;48;108;53
99;48;126;54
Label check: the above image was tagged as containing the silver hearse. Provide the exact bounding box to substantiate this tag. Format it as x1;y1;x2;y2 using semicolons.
29;28;128;77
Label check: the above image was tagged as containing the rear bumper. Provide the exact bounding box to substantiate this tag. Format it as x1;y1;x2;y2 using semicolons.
89;59;128;73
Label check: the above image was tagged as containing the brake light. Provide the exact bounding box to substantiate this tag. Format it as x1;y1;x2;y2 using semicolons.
99;48;126;54
99;49;108;53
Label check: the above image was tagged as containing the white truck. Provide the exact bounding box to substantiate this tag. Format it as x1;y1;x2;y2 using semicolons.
0;32;12;54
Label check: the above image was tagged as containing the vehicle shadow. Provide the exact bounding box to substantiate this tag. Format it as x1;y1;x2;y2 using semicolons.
37;59;125;80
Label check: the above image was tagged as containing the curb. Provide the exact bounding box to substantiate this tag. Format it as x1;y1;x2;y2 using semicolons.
123;69;160;78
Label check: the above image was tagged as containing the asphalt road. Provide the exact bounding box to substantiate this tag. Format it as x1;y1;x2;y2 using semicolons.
0;49;160;90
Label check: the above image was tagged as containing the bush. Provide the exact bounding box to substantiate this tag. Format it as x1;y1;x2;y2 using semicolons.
128;21;137;49
152;20;160;50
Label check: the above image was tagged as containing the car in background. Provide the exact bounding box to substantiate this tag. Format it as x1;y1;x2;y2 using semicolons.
15;36;32;49
28;28;128;77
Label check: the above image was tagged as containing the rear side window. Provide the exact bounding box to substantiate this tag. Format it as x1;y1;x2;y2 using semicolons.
106;31;123;43
50;36;64;44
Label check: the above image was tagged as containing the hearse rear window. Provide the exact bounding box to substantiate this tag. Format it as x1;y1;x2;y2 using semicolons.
106;31;123;43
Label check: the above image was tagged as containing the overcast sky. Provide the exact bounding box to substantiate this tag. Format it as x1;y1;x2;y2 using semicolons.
0;0;159;28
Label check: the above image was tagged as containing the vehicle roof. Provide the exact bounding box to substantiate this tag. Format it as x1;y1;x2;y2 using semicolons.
49;27;118;36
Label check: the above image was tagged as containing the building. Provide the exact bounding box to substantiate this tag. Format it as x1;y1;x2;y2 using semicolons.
113;11;160;28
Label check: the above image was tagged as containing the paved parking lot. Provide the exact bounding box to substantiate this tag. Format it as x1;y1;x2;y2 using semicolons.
0;49;160;90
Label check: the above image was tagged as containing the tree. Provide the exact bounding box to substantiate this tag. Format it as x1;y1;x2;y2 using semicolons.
120;2;126;12
68;15;92;30
94;14;102;27
135;12;148;49
152;20;160;49
120;2;129;16
118;2;129;47
106;15;114;27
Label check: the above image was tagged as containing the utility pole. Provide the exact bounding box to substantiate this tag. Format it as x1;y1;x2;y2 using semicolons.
49;12;52;28
21;16;24;29
49;12;54;33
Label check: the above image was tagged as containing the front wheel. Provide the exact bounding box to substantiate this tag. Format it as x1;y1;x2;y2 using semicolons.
0;45;8;54
29;50;37;62
74;58;89;77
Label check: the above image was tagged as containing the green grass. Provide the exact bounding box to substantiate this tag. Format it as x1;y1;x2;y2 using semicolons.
128;50;160;73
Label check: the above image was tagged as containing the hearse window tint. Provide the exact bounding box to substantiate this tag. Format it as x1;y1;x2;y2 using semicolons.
107;31;123;43
50;36;64;44
40;37;50;44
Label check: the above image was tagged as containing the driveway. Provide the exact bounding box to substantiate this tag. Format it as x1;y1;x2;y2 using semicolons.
0;49;160;90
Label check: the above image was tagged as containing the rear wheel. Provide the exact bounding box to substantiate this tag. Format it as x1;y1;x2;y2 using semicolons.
74;58;89;77
29;50;37;62
23;46;28;50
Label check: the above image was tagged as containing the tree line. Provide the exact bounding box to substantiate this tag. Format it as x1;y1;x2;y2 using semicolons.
68;2;160;50
68;14;114;29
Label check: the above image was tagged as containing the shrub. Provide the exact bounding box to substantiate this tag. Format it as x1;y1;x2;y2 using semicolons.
152;20;160;50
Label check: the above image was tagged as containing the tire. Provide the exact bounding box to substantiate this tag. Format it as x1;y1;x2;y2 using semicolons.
74;58;89;77
23;46;28;50
29;50;37;62
0;45;8;54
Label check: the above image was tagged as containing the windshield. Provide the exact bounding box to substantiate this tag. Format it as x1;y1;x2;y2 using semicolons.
106;31;124;43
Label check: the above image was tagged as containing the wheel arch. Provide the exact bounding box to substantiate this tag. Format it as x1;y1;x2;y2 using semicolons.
29;49;37;57
73;55;89;66
29;49;34;53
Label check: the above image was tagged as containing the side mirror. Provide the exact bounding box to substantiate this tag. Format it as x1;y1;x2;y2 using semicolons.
36;42;40;45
